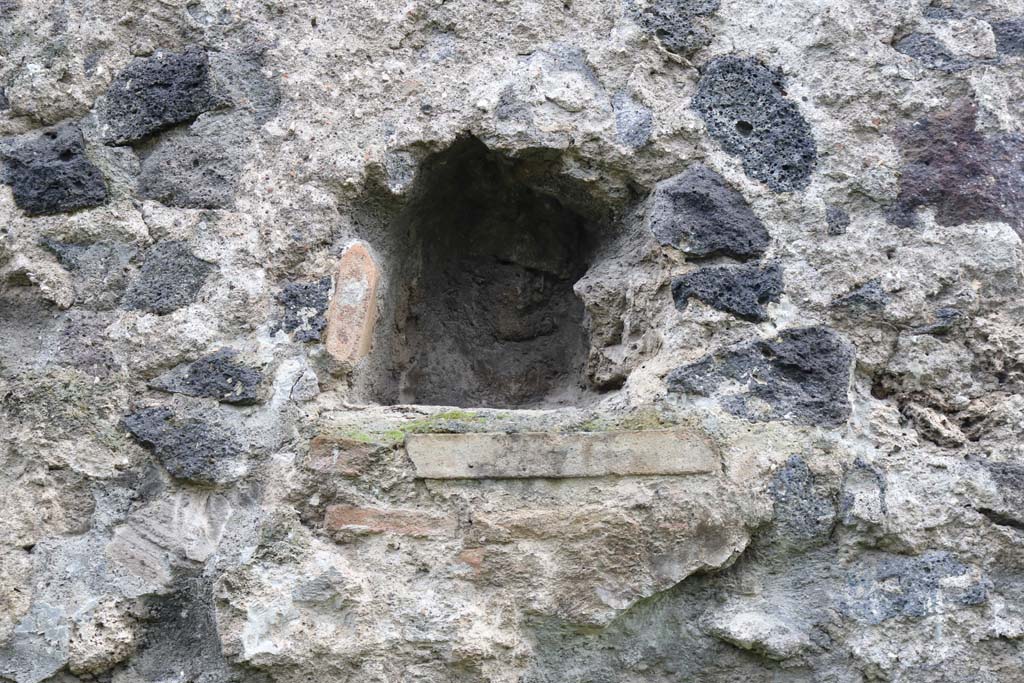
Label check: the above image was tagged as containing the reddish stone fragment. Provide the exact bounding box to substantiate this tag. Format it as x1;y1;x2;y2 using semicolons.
304;435;380;477
324;242;380;365
324;505;454;538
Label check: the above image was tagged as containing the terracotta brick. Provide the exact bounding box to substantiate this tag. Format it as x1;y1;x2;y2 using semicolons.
305;435;380;477
324;505;454;538
324;241;380;365
454;547;487;578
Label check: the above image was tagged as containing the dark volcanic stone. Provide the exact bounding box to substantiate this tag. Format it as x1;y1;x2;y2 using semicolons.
648;164;771;260
765;455;836;549
924;6;964;20
0;87;8;110
911;306;966;336
980;460;1024;525
991;18;1024;56
636;0;719;55
52;311;118;376
667;326;855;426
276;277;331;342
495;86;529;123
42;239;136;310
137;123;240;209
841;551;988;624
209;48;281;122
831;280;889;312
122;241;213;315
1;124;108;216
83;51;102;76
825;206;850;235
692;56;817;192
0;603;67;683
102;47;223;145
149;349;264;404
612;91;653;149
135;574;237;683
122;406;246;485
895;33;971;72
889;100;1023;237
671;262;783;322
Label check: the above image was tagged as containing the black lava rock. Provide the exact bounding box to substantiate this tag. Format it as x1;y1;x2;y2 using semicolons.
122;406;246;485
991;18;1024;56
133;574;237;683
101;47;223;145
841;551;988;624
276;277;331;342
635;0;719;55
895;33;971;72
924;6;964;20
831;280;889;312
137;124;239;209
0;87;8;110
980;460;1024;525
911;307;966;336
693;56;817;192
1;124;108;216
825;206;850;235
889;100;1023;238
765;455;836;550
671;262;783;322
121;241;213;315
667;326;855;426
149;349;264;405
648;164;771;260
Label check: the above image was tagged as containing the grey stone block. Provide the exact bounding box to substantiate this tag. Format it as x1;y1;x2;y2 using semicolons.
406;429;719;479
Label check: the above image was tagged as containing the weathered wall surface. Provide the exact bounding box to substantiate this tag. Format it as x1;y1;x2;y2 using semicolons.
1;0;1023;681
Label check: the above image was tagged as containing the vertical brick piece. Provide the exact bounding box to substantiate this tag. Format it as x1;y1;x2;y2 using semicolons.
324;242;380;364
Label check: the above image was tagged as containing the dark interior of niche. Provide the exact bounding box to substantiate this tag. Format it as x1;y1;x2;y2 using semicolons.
376;136;606;409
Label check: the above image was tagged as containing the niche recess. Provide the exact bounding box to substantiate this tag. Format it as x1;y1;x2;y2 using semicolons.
380;137;605;409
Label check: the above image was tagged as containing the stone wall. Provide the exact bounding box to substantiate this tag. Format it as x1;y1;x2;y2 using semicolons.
1;0;1023;681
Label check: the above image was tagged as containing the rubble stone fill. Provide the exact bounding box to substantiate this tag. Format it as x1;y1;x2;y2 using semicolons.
1;0;1023;680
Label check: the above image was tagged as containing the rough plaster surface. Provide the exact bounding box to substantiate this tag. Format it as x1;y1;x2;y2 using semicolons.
1;0;1024;681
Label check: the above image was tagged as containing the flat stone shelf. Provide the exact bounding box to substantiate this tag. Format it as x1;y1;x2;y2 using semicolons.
405;429;719;479
313;403;722;480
